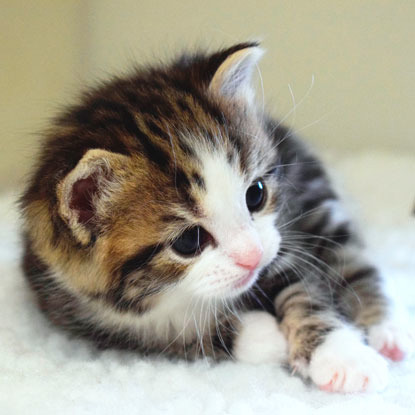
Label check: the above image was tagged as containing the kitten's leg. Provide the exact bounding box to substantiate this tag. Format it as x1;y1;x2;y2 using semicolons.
274;281;389;392
176;311;287;362
334;251;414;362
295;197;414;363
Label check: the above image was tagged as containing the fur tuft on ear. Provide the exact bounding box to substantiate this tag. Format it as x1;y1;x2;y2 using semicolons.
208;44;264;103
57;149;129;245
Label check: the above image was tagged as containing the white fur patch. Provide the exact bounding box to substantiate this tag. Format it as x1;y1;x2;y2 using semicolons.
180;150;280;299
308;326;389;393
84;284;215;348
233;311;287;364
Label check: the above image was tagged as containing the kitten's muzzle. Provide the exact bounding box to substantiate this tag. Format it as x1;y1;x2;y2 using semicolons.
229;244;263;271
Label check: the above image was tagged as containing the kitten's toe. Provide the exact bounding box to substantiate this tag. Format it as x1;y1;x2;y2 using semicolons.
368;321;414;362
308;327;389;393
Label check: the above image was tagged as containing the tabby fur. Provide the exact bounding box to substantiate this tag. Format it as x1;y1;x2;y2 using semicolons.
20;42;411;392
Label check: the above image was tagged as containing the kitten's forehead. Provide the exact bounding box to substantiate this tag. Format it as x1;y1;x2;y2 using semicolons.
171;120;277;219
200;150;246;216
191;143;268;227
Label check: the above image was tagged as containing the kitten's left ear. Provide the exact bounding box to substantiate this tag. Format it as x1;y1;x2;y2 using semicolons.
208;42;264;104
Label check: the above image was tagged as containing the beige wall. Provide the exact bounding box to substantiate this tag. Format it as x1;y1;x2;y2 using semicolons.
1;1;414;191
0;1;86;190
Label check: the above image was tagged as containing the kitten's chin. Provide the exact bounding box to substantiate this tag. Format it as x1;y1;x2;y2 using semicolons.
233;270;256;290
226;269;259;298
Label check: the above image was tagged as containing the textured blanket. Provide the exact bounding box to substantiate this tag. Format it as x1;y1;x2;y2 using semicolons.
1;151;414;414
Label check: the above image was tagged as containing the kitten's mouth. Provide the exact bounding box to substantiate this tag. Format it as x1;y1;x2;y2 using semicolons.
233;270;257;290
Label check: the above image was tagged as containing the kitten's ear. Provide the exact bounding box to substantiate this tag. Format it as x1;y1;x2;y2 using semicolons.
57;149;129;245
208;42;264;104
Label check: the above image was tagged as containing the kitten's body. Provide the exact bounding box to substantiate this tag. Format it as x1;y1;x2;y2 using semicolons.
20;43;413;392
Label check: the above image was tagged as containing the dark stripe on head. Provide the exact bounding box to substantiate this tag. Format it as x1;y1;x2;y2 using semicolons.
176;97;193;114
228;133;249;173
173;168;198;212
108;244;164;312
120;244;163;279
178;140;197;158
228;133;243;155
138;97;173;118
227;150;235;165
138;132;171;171
161;214;186;224
75;98;171;171
191;173;206;191
168;78;225;124
175;168;191;190
147;120;170;141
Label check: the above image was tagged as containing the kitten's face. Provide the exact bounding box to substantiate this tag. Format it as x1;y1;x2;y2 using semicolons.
169;145;281;299
83;114;282;306
47;43;281;308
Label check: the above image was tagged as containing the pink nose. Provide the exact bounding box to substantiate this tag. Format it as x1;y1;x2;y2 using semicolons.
231;246;263;271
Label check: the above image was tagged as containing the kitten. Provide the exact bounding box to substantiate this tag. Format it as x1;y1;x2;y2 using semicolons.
20;42;413;393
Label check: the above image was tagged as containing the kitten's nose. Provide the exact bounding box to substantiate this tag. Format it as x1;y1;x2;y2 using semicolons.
231;245;263;271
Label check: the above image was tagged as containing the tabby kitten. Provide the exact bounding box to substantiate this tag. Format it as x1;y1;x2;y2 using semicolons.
20;42;413;393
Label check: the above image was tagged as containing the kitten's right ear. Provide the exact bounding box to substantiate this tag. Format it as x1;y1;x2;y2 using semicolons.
57;149;129;245
207;42;264;104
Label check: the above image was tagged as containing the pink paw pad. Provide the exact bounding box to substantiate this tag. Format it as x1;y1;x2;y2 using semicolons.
319;372;369;393
319;372;339;392
379;344;406;362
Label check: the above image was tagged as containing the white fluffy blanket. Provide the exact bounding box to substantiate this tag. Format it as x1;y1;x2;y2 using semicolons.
1;151;414;414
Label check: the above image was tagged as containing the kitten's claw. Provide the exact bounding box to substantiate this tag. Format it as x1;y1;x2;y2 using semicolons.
368;321;414;362
308;327;389;393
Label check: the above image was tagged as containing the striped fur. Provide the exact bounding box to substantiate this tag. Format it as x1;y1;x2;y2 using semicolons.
20;43;409;391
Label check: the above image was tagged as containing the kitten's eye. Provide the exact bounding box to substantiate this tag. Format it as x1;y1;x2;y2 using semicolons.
172;226;209;256
246;180;266;212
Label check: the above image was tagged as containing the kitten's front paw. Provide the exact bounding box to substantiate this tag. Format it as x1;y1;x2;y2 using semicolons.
233;311;287;364
368;321;414;362
308;327;388;393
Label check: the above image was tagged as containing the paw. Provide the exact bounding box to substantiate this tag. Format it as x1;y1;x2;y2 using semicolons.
309;327;388;393
368;321;414;362
233;311;287;364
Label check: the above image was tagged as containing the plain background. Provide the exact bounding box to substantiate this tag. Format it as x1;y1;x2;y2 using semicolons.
1;0;414;191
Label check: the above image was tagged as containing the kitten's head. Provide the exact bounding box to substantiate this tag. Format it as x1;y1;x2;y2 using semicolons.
22;42;281;311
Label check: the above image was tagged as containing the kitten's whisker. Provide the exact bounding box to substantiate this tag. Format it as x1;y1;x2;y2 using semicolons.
254;61;265;119
282;230;343;249
261;160;320;173
214;298;233;360
247;286;267;311
206;299;216;361
279;243;362;308
278;206;324;230
251;282;274;307
270;74;315;136
280;110;332;141
281;234;344;258
276;254;315;305
157;293;197;358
